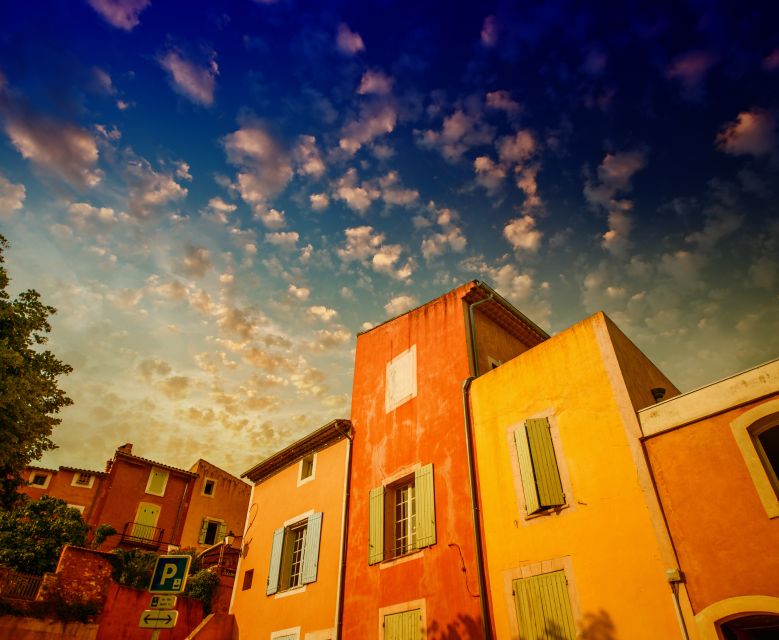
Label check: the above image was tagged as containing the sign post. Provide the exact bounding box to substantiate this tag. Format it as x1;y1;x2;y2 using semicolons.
141;555;192;639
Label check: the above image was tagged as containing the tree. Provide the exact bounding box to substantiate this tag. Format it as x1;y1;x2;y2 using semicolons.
0;496;88;574
0;234;73;509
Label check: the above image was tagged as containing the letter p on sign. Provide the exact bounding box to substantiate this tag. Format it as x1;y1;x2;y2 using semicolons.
149;555;191;594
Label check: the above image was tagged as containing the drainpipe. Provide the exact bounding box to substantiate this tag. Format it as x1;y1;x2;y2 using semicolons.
467;289;494;377
667;570;690;640
334;422;353;640
171;476;192;548
462;377;493;640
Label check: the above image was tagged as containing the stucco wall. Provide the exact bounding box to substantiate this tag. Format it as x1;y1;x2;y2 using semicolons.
643;395;779;613
0;616;98;640
230;437;348;639
19;469;104;521
470;313;681;639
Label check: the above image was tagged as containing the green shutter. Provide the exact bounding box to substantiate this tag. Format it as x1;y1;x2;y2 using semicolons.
301;512;323;584
414;464;436;549
197;519;208;544
513;571;576;640
266;526;284;595
216;522;227;544
514;427;541;514
384;609;422;640
368;486;384;565
525;418;565;508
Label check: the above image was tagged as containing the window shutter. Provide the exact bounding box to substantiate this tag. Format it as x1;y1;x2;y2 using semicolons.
513;571;575;640
514;427;541;514
266;526;284;595
525;418;565;508
384;610;422;640
216;522;227;544
198;519;208;544
301;512;323;584
368;485;384;565
414;464;436;549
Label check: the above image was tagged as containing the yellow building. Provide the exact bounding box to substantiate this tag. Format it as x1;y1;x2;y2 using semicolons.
469;312;691;639
230;419;352;640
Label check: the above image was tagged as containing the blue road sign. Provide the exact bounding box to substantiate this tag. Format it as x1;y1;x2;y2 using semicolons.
149;555;191;594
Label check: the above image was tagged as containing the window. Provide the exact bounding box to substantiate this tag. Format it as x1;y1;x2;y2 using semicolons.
71;472;94;488
384;609;423;640
242;569;253;591
202;478;216;496
369;464;435;565
514;417;565;515
385;345;417;413
145;467;169;496
266;512;323;595
297;454;316;485
513;571;576;640
30;472;50;488
754;423;779;491
198;518;227;546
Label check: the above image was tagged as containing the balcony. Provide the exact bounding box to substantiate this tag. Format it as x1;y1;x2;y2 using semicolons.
120;522;165;550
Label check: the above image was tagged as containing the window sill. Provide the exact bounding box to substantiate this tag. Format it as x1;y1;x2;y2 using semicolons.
379;550;424;570
273;585;307;599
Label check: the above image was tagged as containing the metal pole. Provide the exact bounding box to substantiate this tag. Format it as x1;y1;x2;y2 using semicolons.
150;630;161;640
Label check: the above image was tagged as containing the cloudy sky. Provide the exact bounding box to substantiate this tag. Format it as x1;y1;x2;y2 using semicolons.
1;0;777;476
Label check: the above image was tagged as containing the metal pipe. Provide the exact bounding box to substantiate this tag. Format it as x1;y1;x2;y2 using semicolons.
468;292;494;377
670;581;690;640
462;376;493;639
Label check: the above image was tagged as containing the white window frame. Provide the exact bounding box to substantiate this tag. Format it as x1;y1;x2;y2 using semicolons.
29;471;52;489
297;453;317;486
201;517;225;546
272;509;314;598
385;345;417;413
145;467;170;496
270;628;300;640
201;477;217;497
71;472;95;488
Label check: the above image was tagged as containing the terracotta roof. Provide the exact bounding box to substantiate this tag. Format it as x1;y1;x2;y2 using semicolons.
59;466;107;477
114;451;199;478
26;465;57;473
242;418;352;483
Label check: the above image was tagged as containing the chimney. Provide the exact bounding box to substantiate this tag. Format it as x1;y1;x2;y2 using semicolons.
117;443;133;455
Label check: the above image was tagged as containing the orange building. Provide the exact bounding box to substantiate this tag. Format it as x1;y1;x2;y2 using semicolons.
179;459;251;550
21;464;106;521
469;312;687;639
640;357;779;639
342;282;547;639
230;419;352;640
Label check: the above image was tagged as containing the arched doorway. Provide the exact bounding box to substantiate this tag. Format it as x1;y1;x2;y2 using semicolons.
720;614;779;639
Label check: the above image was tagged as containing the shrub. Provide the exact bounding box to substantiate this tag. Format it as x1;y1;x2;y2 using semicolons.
185;569;220;614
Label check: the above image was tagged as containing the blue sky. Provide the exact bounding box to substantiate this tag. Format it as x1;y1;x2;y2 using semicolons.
1;0;777;475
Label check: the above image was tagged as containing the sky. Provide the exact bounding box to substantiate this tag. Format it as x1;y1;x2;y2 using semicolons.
1;0;777;477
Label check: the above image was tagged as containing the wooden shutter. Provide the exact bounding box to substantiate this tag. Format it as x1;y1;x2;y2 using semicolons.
197;519;208;544
301;512;323;584
368;486;384;565
525;418;565;508
513;571;576;640
515;418;565;514
384;609;422;640
216;522;227;544
414;464;436;549
266;526;284;595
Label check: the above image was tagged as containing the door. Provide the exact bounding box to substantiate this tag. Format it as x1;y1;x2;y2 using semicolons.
132;502;160;541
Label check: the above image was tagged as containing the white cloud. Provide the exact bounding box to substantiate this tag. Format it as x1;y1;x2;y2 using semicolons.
159;50;219;106
265;231;299;250
716;109;777;158
339;103;397;155
481;15;498;47
667;50;716;99
180;245;212;278
206;197;236;224
3;107;102;189
0;174;25;217
597;150;646;190
223;124;293;224
309;193;329;210
288;284;310;301
293;135;326;178
337;24;365;55
333;168;380;213
337;225;414;280
378;171;419;206
503;215;542;252
485;90;520;116
417;108;495;162
308;305;339;322
357;70;393;95
473;155;507;194
421;206;467;260
124;156;188;218
497;130;536;164
315;328;351;348
87;0;150;30
384;295;418;316
67;201;118;227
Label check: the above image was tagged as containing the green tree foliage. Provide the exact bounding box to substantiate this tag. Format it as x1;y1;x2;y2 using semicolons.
0;235;73;509
185;569;220;614
0;496;88;574
110;549;159;589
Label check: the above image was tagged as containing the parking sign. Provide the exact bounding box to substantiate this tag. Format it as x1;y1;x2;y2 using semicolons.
149;555;191;594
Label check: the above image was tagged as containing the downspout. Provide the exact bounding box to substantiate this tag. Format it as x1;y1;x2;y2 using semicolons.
171;476;192;548
334;422;353;640
462;377;493;640
669;578;691;640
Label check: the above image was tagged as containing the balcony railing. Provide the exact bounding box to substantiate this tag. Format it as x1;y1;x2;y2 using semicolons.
120;522;165;549
0;566;42;600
